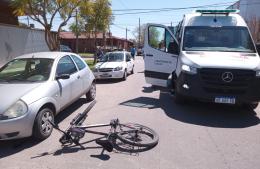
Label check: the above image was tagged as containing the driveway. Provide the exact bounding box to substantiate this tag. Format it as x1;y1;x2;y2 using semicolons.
0;56;260;169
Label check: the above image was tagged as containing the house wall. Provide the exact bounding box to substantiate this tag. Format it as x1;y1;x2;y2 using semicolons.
0;24;49;66
229;0;260;43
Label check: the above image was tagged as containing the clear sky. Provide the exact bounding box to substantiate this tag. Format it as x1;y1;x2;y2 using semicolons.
19;0;237;39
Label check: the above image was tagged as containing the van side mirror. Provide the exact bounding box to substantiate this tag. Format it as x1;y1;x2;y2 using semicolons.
56;74;70;80
256;43;260;55
168;41;179;55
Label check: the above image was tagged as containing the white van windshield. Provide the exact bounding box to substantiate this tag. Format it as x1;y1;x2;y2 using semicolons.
183;26;256;53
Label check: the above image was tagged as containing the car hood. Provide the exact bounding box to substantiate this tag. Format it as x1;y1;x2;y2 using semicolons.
0;83;41;113
95;62;123;69
183;51;260;69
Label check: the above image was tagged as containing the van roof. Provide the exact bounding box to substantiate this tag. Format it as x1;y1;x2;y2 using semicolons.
183;10;247;27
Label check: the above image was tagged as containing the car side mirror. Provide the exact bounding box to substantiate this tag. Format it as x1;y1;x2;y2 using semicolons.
56;74;70;80
126;58;131;62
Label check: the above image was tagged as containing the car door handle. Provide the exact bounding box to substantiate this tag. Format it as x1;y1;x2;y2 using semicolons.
77;75;80;79
146;54;153;57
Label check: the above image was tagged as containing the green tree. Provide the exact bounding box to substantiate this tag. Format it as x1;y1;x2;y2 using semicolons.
81;0;113;63
132;24;146;47
149;27;160;48
69;16;85;37
11;0;83;51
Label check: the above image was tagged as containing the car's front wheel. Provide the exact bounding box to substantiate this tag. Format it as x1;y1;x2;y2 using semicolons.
131;66;134;74
33;108;54;140
86;82;96;101
122;70;127;81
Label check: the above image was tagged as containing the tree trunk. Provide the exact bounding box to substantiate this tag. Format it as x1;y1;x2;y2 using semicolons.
45;27;59;51
103;31;106;51
93;31;97;64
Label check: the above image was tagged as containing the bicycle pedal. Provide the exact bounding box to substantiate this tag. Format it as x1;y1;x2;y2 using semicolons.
95;139;113;152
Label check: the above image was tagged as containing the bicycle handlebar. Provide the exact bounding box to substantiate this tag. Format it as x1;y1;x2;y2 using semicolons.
70;100;97;125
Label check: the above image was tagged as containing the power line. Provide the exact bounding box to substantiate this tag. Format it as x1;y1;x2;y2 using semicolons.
112;2;260;15
112;1;238;11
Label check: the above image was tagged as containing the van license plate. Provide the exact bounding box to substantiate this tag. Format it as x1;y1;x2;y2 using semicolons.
215;97;236;104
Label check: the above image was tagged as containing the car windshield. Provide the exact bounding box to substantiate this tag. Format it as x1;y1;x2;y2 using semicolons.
183;26;256;53
0;58;54;83
100;53;124;62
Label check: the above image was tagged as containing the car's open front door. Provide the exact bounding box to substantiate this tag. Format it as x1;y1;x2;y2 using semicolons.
143;23;179;87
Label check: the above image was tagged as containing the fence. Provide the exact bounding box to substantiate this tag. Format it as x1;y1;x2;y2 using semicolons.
0;23;49;66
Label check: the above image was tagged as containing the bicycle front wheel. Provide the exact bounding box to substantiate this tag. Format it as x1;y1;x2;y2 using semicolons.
117;123;159;147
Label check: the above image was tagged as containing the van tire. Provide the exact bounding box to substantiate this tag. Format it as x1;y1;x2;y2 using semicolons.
244;102;258;110
33;108;54;140
173;91;186;104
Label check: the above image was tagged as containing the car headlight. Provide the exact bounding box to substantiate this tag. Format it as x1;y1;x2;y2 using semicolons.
181;64;197;74
0;100;28;120
256;70;260;77
114;66;123;71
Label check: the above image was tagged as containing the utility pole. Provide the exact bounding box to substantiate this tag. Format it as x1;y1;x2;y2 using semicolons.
139;18;141;48
75;9;79;54
27;16;30;27
126;27;128;41
171;22;172;27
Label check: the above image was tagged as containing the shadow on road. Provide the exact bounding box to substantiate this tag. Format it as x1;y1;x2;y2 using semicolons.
120;87;260;128
96;79;122;84
0;98;88;159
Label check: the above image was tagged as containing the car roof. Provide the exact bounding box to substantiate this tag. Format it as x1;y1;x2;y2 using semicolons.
106;51;129;54
15;52;76;60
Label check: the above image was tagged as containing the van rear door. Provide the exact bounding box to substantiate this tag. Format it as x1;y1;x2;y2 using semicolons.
144;24;179;87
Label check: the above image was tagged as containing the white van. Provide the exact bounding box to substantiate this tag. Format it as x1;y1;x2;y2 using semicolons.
143;9;260;108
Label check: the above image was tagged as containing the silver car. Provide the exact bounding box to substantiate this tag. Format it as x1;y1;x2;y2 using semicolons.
0;52;96;140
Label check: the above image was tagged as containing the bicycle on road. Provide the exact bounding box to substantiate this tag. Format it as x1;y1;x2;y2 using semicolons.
49;100;159;152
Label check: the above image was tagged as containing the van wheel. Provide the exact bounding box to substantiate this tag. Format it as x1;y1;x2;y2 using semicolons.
244;102;258;110
172;83;185;104
86;82;96;101
33;108;54;140
173;91;185;104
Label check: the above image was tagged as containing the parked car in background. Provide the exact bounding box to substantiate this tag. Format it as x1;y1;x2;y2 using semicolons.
0;52;96;140
137;47;144;56
93;51;134;80
60;45;72;52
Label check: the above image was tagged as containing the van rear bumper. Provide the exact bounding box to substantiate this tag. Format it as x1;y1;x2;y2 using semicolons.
176;71;260;104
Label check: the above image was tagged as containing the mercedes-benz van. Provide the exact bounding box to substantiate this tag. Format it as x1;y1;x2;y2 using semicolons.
143;10;260;108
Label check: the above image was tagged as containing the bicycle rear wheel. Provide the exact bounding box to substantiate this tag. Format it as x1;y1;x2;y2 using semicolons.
117;123;159;147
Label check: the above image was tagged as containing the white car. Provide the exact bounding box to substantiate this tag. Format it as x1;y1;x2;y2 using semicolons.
93;51;134;80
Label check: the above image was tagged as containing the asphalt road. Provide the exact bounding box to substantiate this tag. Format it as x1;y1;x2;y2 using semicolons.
0;56;260;169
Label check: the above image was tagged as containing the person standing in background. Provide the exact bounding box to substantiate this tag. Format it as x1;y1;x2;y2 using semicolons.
130;45;136;60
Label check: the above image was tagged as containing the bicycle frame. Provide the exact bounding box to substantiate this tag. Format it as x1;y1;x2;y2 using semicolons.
50;100;158;151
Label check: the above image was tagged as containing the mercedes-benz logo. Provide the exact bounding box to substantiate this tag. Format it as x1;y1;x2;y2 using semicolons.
221;72;233;83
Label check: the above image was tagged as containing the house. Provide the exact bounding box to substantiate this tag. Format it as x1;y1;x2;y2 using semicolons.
228;0;260;43
59;32;134;53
